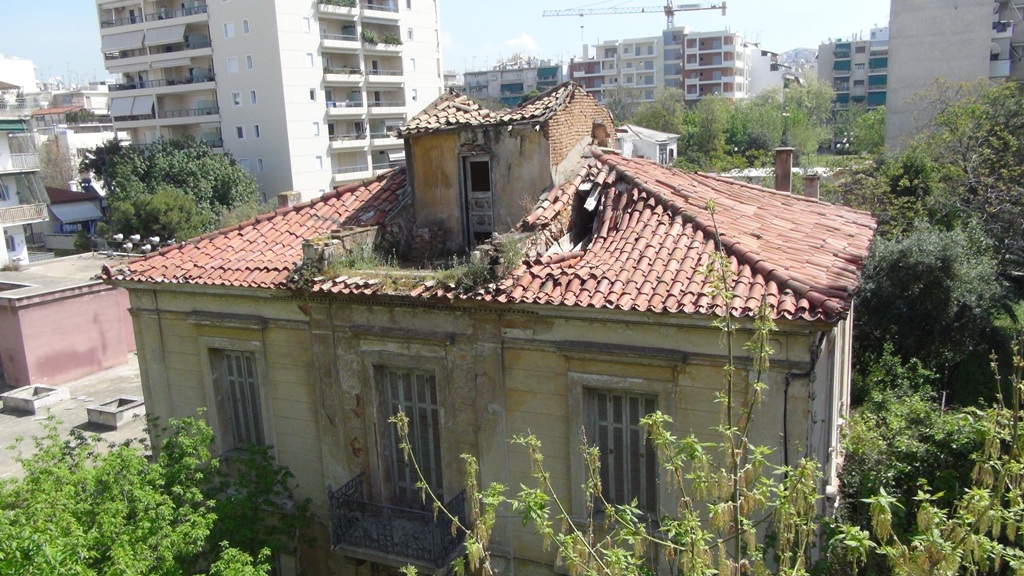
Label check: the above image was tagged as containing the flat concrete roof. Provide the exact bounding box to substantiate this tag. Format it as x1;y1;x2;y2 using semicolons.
0;253;128;301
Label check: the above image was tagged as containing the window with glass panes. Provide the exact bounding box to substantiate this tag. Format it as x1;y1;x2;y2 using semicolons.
379;366;443;507
586;390;657;512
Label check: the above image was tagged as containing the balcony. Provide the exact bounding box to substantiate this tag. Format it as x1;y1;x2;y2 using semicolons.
363;1;400;20
990;59;1012;78
100;4;208;28
0;153;40;174
0;103;38;119
366;69;404;85
993;20;1014;40
330;133;368;149
109;75;215;92
326;101;367;116
322;32;361;52
157;106;219;119
368;100;405;114
0;203;48;227
329;474;467;571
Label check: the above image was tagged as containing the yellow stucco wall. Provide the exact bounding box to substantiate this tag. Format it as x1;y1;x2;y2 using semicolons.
128;287;834;575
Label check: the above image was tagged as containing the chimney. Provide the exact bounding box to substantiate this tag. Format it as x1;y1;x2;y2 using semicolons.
277;191;301;209
774;147;794;193
803;171;820;200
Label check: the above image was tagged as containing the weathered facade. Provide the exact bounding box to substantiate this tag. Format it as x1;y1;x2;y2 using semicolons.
103;83;875;576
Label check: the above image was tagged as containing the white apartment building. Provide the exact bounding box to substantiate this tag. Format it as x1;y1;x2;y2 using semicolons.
95;0;442;200
886;0;1022;147
571;28;781;104
463;58;564;107
0;118;48;263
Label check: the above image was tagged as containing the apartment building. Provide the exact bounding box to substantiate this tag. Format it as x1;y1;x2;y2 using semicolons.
463;57;564;107
818;27;889;114
0;118;48;264
571;28;781;104
886;0;1022;147
95;0;442;199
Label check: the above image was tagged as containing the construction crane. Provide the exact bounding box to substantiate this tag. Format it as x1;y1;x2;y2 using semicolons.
542;1;726;29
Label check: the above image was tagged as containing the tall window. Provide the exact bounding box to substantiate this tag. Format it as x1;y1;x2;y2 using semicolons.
586;390;657;512
213;350;265;448
379;367;443;507
223;21;235;38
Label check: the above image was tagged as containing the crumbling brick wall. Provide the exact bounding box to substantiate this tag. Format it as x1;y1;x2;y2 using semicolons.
543;85;615;168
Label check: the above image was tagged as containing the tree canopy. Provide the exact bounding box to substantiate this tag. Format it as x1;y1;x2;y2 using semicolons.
82;137;259;241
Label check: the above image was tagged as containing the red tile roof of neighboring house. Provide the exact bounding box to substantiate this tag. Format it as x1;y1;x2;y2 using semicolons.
102;170;408;289
32;106;83;116
45;186;102;205
399;82;585;137
102;152;875;323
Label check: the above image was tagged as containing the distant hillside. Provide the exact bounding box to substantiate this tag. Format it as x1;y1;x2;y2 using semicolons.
778;47;817;76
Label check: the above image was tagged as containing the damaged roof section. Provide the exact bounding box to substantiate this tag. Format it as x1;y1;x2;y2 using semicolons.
102;150;875;324
510;149;876;322
398;82;589;137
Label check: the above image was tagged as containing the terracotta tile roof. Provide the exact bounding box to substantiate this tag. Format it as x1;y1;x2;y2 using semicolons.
103;152;875;324
32;106;83;116
398;89;502;136
505;150;876;322
101;170;408;289
46;186;102;205
398;82;585;137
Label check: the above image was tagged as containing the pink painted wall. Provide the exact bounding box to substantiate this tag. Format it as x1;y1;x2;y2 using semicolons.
5;286;136;388
0;306;30;387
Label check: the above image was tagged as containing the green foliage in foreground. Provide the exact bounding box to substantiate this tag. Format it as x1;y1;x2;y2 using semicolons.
0;417;311;575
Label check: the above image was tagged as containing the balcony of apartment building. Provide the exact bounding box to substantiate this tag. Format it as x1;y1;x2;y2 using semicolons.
109;63;215;96
329;474;467;572
362;0;401;21
867;74;887;91
321;20;360;52
370;146;404;175
365;57;405;86
367;91;405;114
0;153;40;175
102;29;212;70
110;92;218;127
97;0;208;29
369;121;401;146
993;19;1015;40
331;150;371;184
833;42;852;59
361;24;403;54
329;121;369;150
324;56;364;84
326;92;367;117
600;47;618;61
317;0;358;19
0;202;48;228
698;38;725;52
868;56;888;74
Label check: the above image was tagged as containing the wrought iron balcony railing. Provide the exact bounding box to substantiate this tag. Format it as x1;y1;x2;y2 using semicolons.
328;473;468;569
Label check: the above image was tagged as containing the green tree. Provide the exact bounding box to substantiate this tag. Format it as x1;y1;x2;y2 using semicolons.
630;88;688;135
850;106;886;154
82;137;259;240
600;84;643;123
0;416;312;575
108;185;208;241
854;222;1003;390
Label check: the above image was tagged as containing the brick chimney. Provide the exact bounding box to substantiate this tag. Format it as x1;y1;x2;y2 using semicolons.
774;147;794;193
277;191;302;209
803;172;820;200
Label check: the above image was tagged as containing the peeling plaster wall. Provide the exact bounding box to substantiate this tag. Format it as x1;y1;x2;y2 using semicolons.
409;127;553;252
127;285;845;576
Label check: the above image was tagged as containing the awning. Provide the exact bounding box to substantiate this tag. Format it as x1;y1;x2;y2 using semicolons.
386;149;405;162
50;202;103;224
107;62;149;74
101;30;145;53
109;97;134;117
144;24;186;47
131;95;154;116
150;57;192;69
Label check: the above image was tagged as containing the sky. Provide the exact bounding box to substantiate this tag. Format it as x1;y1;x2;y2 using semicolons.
1;0;890;85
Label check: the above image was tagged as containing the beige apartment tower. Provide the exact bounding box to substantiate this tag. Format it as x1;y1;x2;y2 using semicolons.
886;0;1022;147
95;0;443;199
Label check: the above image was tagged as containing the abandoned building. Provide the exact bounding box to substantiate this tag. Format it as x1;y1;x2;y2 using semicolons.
102;82;876;576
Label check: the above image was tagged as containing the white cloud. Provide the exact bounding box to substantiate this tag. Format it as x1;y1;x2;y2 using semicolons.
504;33;539;54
